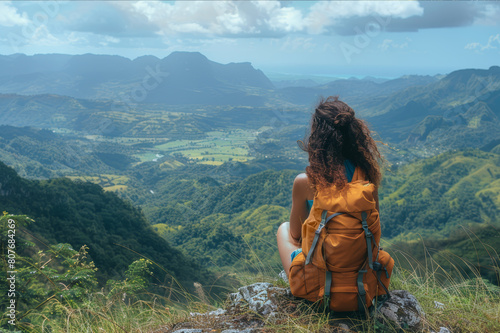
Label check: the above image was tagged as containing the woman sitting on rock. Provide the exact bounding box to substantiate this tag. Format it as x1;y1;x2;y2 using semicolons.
276;95;382;277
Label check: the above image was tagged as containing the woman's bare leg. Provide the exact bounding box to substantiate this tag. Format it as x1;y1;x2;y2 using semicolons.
277;221;301;277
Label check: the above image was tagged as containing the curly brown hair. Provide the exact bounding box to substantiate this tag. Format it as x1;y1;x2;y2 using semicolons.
302;96;382;190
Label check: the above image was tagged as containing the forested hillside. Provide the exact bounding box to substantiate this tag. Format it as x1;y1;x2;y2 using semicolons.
0;125;137;178
148;169;297;270
2;137;491;278
379;147;500;284
0;161;218;289
380;147;499;238
137;147;499;284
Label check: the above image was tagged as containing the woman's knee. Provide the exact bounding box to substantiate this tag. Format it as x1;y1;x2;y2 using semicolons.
277;221;290;232
277;221;290;240
277;221;301;248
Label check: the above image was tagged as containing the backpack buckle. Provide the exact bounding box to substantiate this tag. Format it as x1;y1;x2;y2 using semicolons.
362;225;373;237
361;218;372;237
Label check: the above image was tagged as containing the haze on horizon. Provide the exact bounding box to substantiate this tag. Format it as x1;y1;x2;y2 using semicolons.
0;1;499;78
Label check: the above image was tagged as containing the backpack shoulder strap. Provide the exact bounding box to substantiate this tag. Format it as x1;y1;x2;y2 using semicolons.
360;211;374;270
305;210;345;265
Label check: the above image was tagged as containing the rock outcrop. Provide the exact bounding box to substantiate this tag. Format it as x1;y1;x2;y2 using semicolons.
377;290;426;331
160;283;430;333
227;282;290;318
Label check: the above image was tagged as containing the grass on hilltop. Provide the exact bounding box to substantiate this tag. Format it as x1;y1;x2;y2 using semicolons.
4;233;499;333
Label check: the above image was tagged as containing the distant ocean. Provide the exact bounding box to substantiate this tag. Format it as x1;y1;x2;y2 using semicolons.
264;71;395;84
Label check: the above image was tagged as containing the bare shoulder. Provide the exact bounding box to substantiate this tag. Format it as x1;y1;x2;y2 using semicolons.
293;172;309;186
293;173;315;198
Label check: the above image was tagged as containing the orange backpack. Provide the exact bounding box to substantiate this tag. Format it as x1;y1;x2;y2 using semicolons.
289;167;394;313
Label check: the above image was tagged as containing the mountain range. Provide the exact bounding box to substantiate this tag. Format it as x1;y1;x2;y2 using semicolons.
0;52;498;151
0;52;273;106
0;52;454;110
366;66;500;145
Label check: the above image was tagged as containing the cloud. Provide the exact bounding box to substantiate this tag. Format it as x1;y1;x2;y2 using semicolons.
378;38;411;51
0;2;30;27
383;2;481;33
31;25;61;46
63;2;158;37
305;1;424;35
465;34;500;51
71;1;484;39
465;42;481;50
57;1;307;39
4;23;64;52
99;35;121;47
105;1;305;38
304;1;499;36
10;0;500;52
54;1;500;41
475;2;500;26
483;34;500;50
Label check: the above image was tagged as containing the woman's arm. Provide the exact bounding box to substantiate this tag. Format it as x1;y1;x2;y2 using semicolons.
289;173;311;244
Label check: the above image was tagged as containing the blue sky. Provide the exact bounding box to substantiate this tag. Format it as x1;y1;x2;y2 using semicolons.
0;1;499;78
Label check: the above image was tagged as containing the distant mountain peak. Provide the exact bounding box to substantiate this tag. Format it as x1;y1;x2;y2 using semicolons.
165;51;209;62
132;55;160;62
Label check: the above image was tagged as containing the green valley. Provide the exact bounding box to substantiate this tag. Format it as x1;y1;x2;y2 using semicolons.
0;52;499;331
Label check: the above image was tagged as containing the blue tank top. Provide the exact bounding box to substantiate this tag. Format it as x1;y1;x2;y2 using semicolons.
306;159;355;212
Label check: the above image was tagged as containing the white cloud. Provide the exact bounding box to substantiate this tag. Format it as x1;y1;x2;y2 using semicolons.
28;24;61;46
309;1;423;19
378;38;411;51
57;1;495;42
475;3;500;26
465;34;500;51
266;3;305;32
115;1;304;37
67;32;89;45
483;34;499;50
464;42;480;50
99;35;121;47
305;1;424;34
3;25;60;51
0;2;30;27
109;1;427;38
